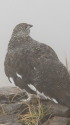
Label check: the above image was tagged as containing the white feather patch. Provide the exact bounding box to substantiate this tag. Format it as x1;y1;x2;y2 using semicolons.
37;91;51;100
16;73;22;79
9;77;15;86
28;84;36;91
34;67;36;70
52;98;58;104
28;84;58;104
20;93;32;102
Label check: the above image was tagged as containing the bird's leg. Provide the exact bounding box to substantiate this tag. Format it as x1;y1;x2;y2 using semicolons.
19;89;33;102
20;89;40;103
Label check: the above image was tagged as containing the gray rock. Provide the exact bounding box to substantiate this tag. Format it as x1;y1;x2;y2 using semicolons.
0;102;27;115
0;87;28;103
7;123;22;125
0;114;18;124
0;87;70;125
46;116;70;125
44;101;70;117
0;87;28;124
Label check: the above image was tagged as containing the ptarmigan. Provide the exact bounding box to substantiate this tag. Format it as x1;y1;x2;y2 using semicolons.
4;23;70;107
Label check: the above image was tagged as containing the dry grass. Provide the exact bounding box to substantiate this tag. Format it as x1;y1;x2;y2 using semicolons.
19;99;50;125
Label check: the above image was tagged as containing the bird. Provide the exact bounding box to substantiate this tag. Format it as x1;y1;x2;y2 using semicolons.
4;23;70;107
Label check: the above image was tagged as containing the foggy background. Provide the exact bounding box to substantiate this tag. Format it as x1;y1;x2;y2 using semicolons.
0;0;70;87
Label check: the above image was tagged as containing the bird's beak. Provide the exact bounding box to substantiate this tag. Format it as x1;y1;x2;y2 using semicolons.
26;25;33;30
29;24;33;28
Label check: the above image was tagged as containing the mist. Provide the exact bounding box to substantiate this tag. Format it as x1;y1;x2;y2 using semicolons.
0;0;70;87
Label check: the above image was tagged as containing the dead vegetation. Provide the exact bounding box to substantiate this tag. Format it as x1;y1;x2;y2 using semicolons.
18;99;50;125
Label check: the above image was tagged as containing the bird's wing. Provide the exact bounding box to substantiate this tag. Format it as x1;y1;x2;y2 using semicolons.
39;43;59;60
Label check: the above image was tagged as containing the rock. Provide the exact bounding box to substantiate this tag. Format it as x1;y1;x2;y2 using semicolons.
44;100;70;117
0;87;70;125
0;102;27;115
0;87;28;124
46;116;70;125
0;87;28;103
0;114;18;124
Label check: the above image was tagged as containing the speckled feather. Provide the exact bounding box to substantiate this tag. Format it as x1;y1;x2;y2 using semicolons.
4;23;70;107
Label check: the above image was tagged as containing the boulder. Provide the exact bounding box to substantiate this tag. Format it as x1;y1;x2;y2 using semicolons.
0;87;70;125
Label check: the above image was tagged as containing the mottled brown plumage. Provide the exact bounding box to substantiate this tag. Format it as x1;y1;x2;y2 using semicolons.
4;23;70;107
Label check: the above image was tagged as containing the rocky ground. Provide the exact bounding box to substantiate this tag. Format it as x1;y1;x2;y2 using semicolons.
0;87;70;125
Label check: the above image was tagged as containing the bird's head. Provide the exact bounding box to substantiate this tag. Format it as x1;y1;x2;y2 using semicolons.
12;23;33;37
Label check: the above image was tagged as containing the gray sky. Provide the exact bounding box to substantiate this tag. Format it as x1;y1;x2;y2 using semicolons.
0;0;70;87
